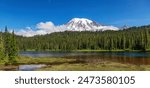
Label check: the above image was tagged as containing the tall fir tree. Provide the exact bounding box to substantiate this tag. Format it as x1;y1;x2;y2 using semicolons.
4;26;10;57
0;32;4;60
8;30;18;64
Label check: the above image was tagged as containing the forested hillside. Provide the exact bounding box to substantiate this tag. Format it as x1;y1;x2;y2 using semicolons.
16;25;150;51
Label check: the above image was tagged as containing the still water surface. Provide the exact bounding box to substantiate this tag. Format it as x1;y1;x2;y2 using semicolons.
20;51;150;58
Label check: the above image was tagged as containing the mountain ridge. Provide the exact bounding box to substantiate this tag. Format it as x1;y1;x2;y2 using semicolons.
65;18;119;31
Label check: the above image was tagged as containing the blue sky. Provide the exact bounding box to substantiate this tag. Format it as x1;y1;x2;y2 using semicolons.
0;0;150;30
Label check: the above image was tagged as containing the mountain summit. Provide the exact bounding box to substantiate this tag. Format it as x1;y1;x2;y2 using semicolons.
66;18;119;31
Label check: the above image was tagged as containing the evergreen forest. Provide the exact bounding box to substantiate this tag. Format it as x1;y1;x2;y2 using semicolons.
16;25;150;51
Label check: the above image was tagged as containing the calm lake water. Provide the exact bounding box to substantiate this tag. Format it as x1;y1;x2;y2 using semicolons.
19;51;150;71
20;51;150;58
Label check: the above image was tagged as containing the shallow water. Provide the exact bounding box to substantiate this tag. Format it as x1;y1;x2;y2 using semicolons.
18;64;46;71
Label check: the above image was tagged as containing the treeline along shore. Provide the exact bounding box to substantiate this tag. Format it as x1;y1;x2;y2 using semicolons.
16;25;150;51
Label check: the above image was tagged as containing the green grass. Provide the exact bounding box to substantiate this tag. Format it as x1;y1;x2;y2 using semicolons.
37;61;148;71
16;56;76;65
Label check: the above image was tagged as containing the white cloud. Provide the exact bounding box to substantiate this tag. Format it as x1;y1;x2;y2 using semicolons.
15;21;68;37
15;27;37;37
36;22;54;30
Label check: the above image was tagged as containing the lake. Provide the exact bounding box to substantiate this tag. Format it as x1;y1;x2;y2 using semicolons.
20;51;150;58
19;51;150;71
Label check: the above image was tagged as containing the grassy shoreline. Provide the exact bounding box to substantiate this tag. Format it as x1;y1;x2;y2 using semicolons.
0;56;150;71
20;49;150;52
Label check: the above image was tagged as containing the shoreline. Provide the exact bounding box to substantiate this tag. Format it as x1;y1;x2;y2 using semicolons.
0;56;150;71
19;49;150;52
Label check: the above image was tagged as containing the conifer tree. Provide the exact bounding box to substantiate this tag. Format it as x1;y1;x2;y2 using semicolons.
4;26;10;57
0;32;4;60
8;30;18;64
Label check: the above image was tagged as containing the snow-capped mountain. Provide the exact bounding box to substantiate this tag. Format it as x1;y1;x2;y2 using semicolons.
15;18;119;37
120;25;130;30
65;18;119;31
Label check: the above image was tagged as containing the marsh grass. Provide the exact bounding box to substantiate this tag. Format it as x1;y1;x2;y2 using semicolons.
37;59;148;71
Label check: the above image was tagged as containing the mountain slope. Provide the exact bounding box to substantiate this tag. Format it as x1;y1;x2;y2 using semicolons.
65;18;119;31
